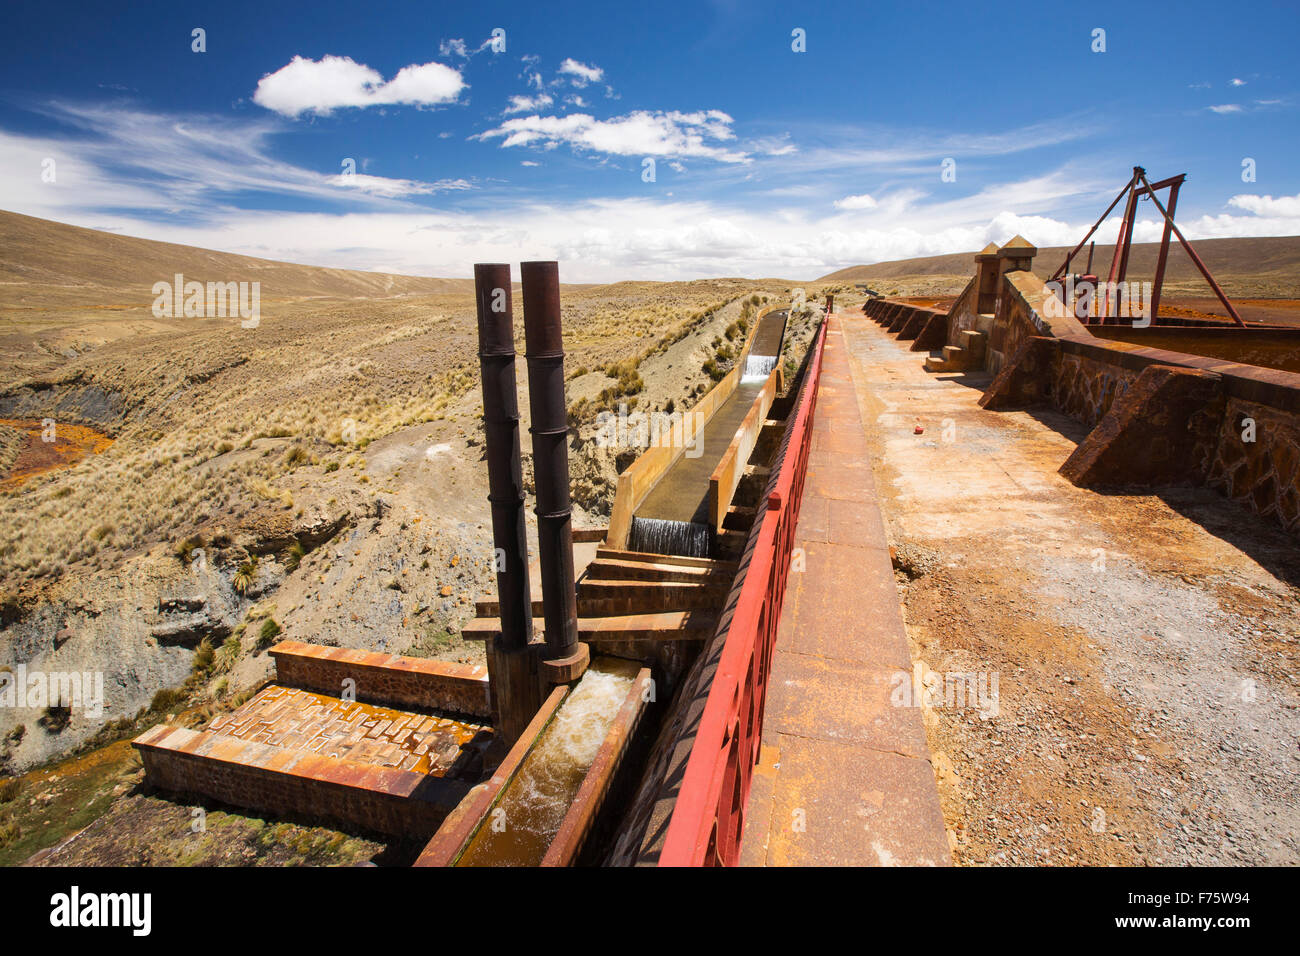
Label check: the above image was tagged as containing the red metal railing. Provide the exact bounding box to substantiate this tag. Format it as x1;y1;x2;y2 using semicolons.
659;318;828;866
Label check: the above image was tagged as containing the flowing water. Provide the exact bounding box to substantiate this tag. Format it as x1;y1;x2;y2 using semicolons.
741;353;777;383
456;657;641;867
628;516;711;558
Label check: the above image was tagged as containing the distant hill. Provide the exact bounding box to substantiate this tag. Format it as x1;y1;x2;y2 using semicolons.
818;235;1300;297
0;209;473;310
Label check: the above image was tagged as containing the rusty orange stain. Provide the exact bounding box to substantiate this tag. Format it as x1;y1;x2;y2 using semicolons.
0;419;112;489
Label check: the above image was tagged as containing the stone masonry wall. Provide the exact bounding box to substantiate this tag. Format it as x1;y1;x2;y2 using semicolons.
270;641;492;718
1206;397;1300;532
1046;338;1300;536
1050;350;1140;430
135;723;469;836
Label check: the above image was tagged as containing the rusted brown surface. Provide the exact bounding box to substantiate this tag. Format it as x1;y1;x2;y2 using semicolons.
269;640;491;717
133;723;471;837
0;418;112;488
739;318;950;867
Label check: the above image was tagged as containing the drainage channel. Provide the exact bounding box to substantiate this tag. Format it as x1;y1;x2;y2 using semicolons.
455;656;642;867
630;308;788;558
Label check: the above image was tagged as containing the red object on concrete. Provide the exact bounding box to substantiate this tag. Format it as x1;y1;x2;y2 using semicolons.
658;320;827;867
914;424;924;434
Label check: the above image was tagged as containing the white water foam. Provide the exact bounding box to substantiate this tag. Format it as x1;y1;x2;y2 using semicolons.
742;353;777;383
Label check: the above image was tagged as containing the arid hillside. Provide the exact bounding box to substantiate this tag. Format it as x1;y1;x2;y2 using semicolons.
0;210;811;789
0;209;472;304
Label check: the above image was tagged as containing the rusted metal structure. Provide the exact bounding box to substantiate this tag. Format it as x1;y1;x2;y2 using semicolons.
520;260;589;686
1053;166;1245;327
659;318;828;866
474;263;540;741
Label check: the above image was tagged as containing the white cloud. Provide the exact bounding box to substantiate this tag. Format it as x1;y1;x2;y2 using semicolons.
1207;103;1243;114
1230;78;1247;87
521;160;540;167
333;173;472;197
558;58;604;86
253;55;464;118
834;193;878;210
503;93;554;115
0;102;469;215
1227;191;1300;218
439;38;469;59
478;109;748;162
7;103;1297;285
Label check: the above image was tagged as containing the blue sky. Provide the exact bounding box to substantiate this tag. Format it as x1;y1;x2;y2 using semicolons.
2;0;1297;281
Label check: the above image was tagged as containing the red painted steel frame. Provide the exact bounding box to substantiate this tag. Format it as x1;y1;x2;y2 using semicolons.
659;319;828;867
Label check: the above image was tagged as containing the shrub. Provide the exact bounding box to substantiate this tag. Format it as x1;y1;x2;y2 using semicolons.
233;556;258;595
191;637;215;674
150;686;188;714
175;534;204;565
0;818;20;849
257;618;282;650
38;705;72;733
0;777;21;803
214;633;241;674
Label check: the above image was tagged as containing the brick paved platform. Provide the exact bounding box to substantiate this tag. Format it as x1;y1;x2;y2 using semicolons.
739;314;951;866
207;684;493;776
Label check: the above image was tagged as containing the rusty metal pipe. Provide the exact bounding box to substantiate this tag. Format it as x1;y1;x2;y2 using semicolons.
474;264;533;651
520;261;584;680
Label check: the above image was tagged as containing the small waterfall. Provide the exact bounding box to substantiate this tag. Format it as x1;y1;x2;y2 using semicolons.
742;352;777;383
629;516;711;558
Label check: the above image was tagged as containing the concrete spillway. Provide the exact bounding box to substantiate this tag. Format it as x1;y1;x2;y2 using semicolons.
630;308;788;555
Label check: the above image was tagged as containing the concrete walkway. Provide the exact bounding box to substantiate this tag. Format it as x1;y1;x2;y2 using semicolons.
831;308;1299;866
739;315;950;866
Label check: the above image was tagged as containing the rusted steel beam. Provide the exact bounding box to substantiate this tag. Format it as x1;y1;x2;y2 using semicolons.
1149;178;1182;324
1102;169;1140;322
1135;170;1246;328
1115;167;1143;285
1052;178;1134;281
520;261;588;683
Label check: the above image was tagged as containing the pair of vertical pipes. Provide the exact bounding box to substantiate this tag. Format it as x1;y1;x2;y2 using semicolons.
474;262;588;742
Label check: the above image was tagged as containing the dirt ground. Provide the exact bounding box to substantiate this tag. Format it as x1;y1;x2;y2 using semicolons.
840;312;1299;866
